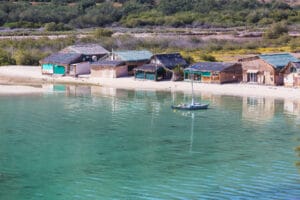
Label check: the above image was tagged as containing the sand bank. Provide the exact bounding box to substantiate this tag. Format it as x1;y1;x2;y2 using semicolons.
0;85;44;95
1;66;300;99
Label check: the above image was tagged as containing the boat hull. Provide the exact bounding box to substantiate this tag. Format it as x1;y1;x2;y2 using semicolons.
171;103;209;110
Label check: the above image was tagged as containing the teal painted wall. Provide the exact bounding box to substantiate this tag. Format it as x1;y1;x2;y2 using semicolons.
145;73;155;80
135;72;145;79
42;64;53;70
54;65;65;75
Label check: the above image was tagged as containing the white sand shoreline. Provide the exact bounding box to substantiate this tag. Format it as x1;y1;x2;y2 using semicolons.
1;65;300;100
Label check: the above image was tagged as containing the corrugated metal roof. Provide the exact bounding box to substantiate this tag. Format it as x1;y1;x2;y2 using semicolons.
185;62;237;72
259;53;299;69
61;44;109;55
91;60;125;67
41;53;82;65
113;50;152;62
154;53;187;70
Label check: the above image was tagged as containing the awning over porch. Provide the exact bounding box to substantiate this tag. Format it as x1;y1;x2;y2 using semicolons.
247;69;259;73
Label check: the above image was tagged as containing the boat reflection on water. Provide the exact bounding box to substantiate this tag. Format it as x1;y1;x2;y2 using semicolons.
172;110;203;153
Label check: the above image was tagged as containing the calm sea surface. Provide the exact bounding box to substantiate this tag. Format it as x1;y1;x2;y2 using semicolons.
1;85;300;200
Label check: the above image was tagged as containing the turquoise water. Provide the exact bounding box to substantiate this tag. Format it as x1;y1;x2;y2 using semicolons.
1;86;300;199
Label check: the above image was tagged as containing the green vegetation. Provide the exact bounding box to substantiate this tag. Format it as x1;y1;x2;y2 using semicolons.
1;28;298;66
200;54;217;62
93;28;113;38
0;37;76;66
44;22;73;31
263;22;289;39
0;0;299;29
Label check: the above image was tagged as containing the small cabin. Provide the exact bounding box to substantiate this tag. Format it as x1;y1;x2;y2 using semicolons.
134;64;166;81
281;61;300;87
90;61;127;78
135;53;188;81
106;50;153;75
40;53;83;75
69;62;91;77
239;53;299;86
184;62;242;84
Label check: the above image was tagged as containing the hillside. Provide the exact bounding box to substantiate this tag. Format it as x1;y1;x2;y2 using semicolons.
0;0;299;29
259;0;300;6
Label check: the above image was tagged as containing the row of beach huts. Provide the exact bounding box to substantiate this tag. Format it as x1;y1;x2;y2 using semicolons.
39;44;300;87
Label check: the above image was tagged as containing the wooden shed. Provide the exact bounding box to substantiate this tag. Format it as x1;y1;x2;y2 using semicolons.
90;60;127;78
105;50;153;75
134;64;166;81
133;53;187;81
281;61;300;87
239;53;299;86
150;53;188;80
69;62;91;77
184;62;242;84
60;44;109;62
40;53;83;75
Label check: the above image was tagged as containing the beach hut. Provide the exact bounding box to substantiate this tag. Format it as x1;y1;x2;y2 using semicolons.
135;53;188;81
134;64;166;81
106;50;153;75
90;60;127;78
239;53;299;86
60;44;109;62
150;53;188;80
184;62;242;84
69;62;91;77
281;61;300;87
40;53;82;75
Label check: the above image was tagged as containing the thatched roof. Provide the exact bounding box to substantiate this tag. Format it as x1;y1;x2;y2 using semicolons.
134;64;164;73
152;53;187;70
40;53;82;65
61;44;109;56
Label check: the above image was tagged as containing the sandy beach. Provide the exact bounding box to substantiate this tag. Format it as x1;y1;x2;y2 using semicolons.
1;65;300;99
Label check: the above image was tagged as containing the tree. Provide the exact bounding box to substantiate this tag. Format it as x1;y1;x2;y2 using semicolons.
263;22;288;39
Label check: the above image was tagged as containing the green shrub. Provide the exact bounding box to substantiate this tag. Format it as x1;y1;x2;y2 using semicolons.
44;22;73;32
93;28;113;38
200;54;217;62
0;49;15;66
263;22;289;39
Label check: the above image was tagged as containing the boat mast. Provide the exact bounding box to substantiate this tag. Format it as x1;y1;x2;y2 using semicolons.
191;73;195;105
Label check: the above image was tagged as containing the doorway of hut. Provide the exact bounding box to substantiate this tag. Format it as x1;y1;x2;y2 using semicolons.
54;65;65;75
247;72;258;83
184;72;201;81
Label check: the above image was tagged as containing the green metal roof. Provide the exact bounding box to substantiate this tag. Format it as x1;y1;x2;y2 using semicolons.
114;50;152;62
259;53;299;69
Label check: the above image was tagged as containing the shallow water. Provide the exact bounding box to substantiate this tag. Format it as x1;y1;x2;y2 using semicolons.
1;85;300;199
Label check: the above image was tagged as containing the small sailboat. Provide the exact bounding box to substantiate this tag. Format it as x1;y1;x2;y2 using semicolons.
171;70;209;110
